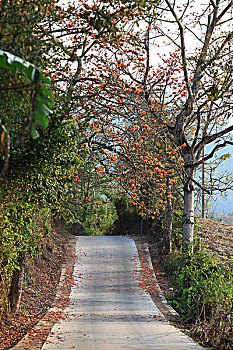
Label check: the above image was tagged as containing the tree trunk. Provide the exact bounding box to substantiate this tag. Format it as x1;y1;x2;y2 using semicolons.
8;252;25;312
201;146;206;218
176;182;195;276
165;179;173;255
165;208;173;256
183;185;195;253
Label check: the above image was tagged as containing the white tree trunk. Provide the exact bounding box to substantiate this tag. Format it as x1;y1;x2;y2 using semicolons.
166;207;173;255
183;185;195;252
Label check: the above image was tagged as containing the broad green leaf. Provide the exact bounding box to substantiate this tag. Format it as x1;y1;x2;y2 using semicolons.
40;85;53;99
35;100;52;116
37;92;54;107
0;49;54;139
30;125;39;139
33;112;49;129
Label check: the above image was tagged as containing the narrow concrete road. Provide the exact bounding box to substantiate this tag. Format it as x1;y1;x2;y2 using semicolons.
42;236;203;349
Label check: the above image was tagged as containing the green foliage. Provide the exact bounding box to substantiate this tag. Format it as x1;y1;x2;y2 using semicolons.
0;0;61;315
65;147;119;235
0;186;51;315
164;249;233;324
113;194;137;217
78;196;117;236
0;50;49;84
170;213;183;249
0;112;80;314
0;0;56;179
0;49;53;140
164;215;232;327
0;0;154;318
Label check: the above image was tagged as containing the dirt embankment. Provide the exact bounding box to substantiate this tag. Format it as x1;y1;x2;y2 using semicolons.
196;217;233;261
0;220;77;350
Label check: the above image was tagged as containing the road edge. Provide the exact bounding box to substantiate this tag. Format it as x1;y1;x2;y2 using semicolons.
10;236;77;350
133;237;180;321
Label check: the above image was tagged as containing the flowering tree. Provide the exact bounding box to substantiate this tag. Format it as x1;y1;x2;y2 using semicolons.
147;0;233;250
70;0;233;252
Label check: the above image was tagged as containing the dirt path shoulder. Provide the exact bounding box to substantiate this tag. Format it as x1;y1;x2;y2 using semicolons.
0;224;77;350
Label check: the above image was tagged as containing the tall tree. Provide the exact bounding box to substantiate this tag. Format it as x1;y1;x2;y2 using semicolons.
71;0;233;252
149;0;233;250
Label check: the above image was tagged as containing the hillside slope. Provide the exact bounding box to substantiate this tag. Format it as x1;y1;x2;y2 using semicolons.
196;217;233;261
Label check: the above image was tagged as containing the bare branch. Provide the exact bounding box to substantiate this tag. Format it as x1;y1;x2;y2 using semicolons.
193;140;233;168
216;0;233;22
164;0;193;100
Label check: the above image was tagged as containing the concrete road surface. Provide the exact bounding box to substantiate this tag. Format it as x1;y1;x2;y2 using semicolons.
42;236;204;349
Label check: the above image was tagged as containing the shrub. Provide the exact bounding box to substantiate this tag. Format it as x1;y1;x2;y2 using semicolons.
164;247;233;349
165;249;233;323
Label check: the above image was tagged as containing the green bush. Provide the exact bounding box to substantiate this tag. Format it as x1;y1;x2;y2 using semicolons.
0;194;50;315
165;249;233;324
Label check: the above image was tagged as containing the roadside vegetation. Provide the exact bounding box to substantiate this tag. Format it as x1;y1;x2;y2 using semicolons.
164;231;233;349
